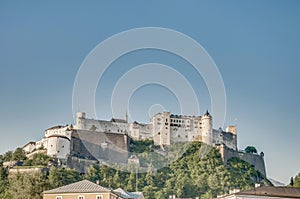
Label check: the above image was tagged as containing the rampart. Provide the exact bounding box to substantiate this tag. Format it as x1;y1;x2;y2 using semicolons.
218;145;266;176
70;130;130;164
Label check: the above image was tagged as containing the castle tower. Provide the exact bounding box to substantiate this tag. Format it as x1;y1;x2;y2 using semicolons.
226;126;237;150
226;126;237;135
75;112;86;129
152;112;171;146
201;110;213;145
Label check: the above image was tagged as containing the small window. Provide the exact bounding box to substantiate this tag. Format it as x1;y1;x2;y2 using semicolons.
78;196;84;199
96;195;103;199
56;197;62;199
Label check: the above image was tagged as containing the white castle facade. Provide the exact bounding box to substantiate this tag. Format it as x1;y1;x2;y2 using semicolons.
23;111;237;160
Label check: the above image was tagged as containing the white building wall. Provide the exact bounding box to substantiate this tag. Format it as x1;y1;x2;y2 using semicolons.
152;112;171;145
71;112;236;150
23;143;36;153
45;126;72;139
201;113;213;145
46;136;70;159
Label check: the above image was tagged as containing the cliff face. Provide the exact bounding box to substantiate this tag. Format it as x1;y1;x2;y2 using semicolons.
70;130;130;164
218;145;266;176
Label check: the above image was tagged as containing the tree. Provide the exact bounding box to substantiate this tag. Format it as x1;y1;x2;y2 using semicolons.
245;146;257;154
112;170;121;188
3;151;13;162
294;173;300;188
8;172;49;199
48;167;81;189
12;148;27;161
290;177;294;186
30;153;51;166
85;164;101;183
0;166;9;198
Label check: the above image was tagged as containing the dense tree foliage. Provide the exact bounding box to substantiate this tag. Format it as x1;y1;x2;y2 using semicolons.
293;173;300;188
82;142;270;199
12;148;27;161
0;142;271;199
245;146;257;154
2;151;13;162
23;153;51;166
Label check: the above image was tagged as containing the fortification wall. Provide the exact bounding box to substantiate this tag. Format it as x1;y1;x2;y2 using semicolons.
212;129;237;150
218;145;266;176
70;130;129;164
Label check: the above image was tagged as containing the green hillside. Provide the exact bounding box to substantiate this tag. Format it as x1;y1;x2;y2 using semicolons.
0;141;271;199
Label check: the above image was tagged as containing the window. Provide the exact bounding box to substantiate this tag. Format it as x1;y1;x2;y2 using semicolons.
56;197;62;199
96;195;103;199
78;196;84;199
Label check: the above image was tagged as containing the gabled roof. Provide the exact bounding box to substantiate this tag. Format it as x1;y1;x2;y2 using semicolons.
43;180;111;194
114;188;143;199
236;186;300;198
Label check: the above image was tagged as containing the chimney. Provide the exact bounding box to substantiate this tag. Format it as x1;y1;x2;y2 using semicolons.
96;180;100;185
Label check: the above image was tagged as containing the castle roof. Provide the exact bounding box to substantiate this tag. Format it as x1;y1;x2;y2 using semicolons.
22;141;36;148
110;118;127;123
204;110;211;116
47;134;71;141
43;180;111;194
45;125;68;131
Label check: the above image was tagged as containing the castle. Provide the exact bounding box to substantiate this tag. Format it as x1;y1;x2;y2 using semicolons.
23;111;237;159
22;111;266;176
74;111;237;149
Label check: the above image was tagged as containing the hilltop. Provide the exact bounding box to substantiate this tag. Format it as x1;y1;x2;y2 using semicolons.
0;141;272;199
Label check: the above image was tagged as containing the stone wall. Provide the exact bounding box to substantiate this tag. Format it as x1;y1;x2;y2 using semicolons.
70;130;129;164
218;145;266;176
212;129;237;150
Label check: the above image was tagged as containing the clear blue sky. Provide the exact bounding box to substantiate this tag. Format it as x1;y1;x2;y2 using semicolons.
1;1;300;184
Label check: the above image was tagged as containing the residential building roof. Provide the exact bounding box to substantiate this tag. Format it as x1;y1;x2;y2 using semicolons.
217;186;300;198
237;186;300;198
43;180;111;194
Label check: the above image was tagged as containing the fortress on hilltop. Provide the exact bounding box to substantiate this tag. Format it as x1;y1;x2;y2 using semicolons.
74;111;237;149
22;111;266;176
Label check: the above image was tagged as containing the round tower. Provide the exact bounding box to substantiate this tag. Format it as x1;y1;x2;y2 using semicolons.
76;112;86;129
201;110;213;145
